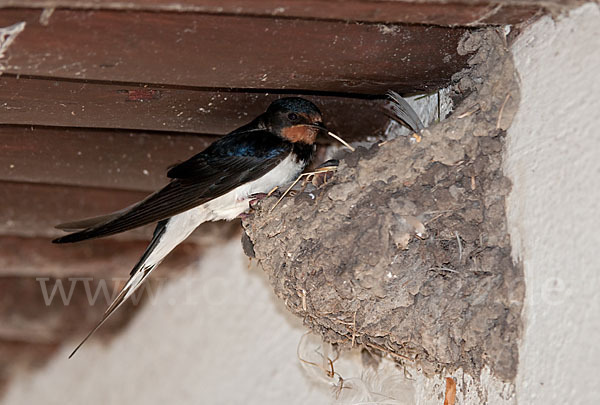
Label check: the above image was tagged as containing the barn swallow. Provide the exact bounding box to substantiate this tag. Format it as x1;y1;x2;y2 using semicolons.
55;97;338;357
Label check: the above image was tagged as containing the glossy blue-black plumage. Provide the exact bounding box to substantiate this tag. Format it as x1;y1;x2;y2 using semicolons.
167;129;290;180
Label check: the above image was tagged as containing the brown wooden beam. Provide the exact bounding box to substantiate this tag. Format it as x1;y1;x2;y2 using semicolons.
0;125;217;191
0;235;200;277
0;181;240;242
0;8;470;94
0;76;388;136
0;274;141;343
0;181;156;239
0;118;385;194
0;236;199;341
0;0;562;27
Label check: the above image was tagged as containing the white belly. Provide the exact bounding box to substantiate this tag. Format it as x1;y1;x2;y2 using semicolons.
144;153;304;267
199;152;305;221
167;152;304;234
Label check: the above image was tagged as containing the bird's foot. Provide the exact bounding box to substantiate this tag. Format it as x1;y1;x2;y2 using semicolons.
239;212;253;220
310;159;339;187
239;193;272;220
249;193;269;210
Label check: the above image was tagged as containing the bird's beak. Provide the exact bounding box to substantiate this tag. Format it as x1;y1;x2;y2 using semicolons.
306;122;355;152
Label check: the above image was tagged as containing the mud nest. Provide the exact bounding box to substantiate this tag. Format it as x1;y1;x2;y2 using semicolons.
242;29;524;381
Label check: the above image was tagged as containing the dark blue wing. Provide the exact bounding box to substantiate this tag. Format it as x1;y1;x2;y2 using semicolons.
53;130;291;243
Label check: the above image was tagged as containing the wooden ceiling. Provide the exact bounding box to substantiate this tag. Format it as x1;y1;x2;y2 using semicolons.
0;1;569;274
0;1;562;209
0;1;491;241
0;0;568;382
0;0;558;26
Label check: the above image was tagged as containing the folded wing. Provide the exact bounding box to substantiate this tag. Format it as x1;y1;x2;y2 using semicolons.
54;131;290;244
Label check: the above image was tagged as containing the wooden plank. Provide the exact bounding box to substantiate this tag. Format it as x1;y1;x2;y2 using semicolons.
0;181;240;242
0;115;386;192
1;181;152;239
0;125;217;191
0;76;388;136
0;235;200;277
0;0;553;26
0;274;141;343
479;3;544;25
0;9;470;94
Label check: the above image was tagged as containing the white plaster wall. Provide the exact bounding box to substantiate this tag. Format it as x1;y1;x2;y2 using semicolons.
505;3;600;404
2;239;336;404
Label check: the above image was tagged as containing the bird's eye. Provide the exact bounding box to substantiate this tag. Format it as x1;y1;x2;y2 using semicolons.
287;112;299;121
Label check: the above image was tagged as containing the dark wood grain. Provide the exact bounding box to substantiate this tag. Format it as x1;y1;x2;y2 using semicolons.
0;0;550;26
0;76;388;136
0;273;141;343
0;235;200;278
0;9;470;94
0;181;240;242
0;125;217;191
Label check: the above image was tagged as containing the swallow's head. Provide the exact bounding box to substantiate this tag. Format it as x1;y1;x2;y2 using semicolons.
265;97;325;144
